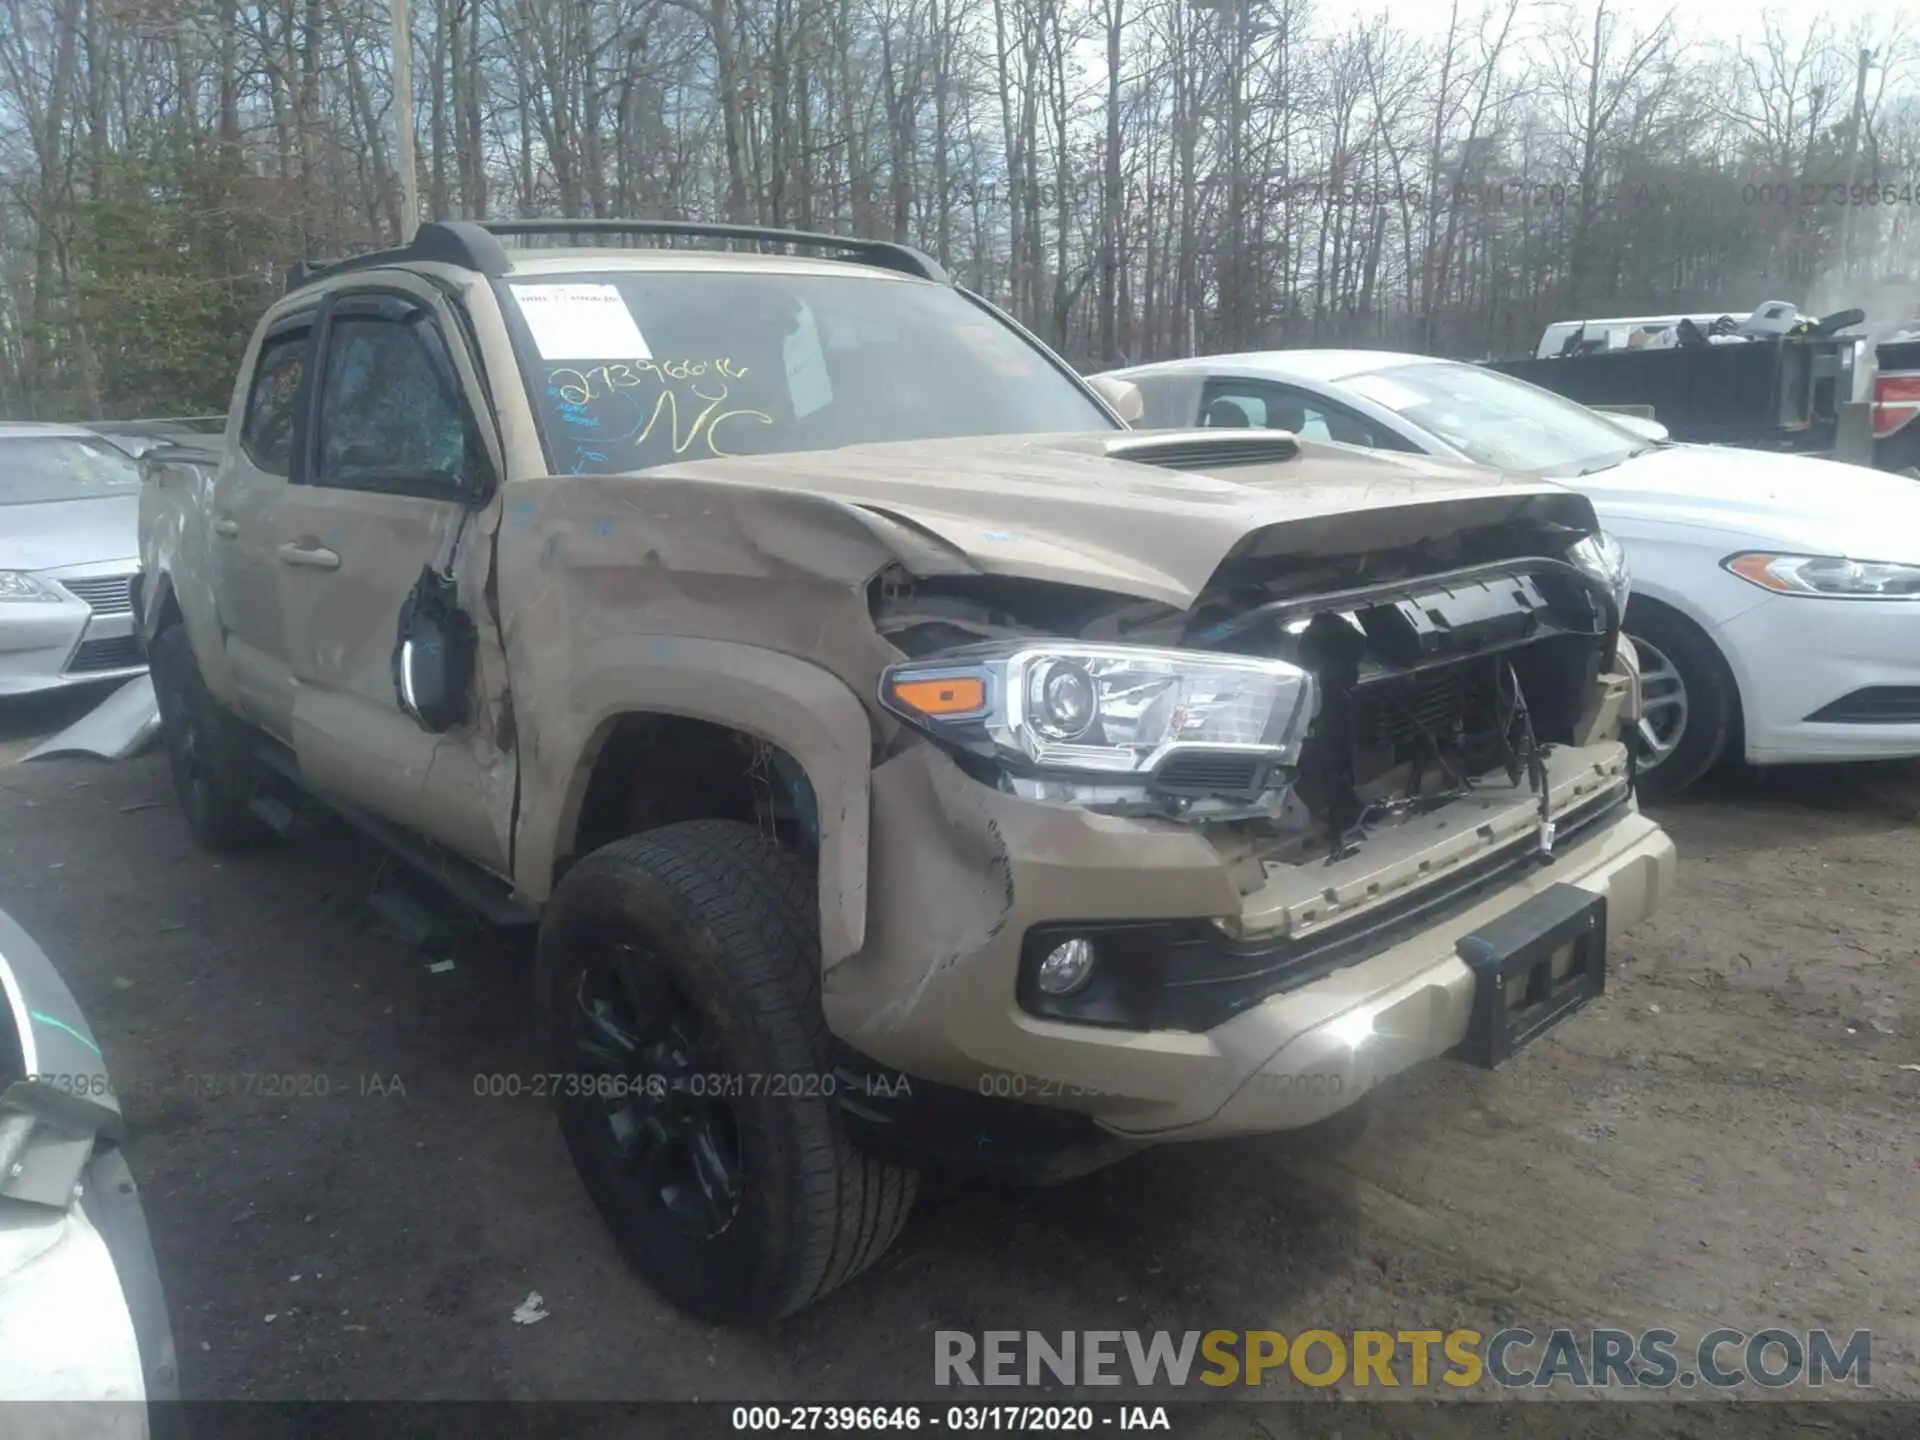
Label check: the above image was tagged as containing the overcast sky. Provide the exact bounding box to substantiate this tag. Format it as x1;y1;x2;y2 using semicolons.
1351;0;1907;51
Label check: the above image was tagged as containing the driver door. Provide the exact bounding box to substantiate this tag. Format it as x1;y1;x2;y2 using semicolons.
273;279;517;875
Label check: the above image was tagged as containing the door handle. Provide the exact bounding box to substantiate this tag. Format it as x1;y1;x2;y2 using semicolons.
213;518;239;537
277;542;341;571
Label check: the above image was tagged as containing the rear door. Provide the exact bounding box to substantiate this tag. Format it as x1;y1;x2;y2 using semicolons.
209;312;314;739
274;277;517;875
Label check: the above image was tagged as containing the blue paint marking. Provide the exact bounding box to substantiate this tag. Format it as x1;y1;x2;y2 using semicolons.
1196;620;1237;642
30;1009;101;1055
558;387;646;445
590;519;615;538
650;639;675;659
978;530;1017;543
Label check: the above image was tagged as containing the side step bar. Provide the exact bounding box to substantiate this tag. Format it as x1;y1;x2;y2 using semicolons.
250;741;536;930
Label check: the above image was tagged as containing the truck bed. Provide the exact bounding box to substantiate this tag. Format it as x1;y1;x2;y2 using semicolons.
1485;335;1862;460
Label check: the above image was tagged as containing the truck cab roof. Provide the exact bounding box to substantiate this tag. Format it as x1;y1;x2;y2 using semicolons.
279;218;947;298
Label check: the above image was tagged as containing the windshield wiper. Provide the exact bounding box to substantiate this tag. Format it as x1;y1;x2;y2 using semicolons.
1573;446;1659;477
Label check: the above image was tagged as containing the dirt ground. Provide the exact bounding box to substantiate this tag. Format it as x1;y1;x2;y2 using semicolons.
2;726;1917;1435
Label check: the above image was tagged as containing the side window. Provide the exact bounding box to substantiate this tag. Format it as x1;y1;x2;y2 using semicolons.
240;329;309;475
1201;379;1411;452
1201;391;1266;428
313;298;482;494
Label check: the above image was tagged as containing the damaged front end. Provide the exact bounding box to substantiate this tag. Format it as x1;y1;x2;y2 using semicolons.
873;517;1633;876
851;501;1646;1057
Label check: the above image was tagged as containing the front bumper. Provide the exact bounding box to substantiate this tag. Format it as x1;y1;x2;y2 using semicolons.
0;563;145;699
1713;592;1920;763
826;739;1675;1143
1125;805;1670;1140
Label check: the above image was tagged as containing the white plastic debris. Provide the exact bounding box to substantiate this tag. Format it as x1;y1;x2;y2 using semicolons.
511;1291;549;1325
22;675;161;761
428;959;457;974
264;1314;278;1324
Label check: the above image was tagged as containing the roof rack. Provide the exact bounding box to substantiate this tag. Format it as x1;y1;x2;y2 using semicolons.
283;218;948;294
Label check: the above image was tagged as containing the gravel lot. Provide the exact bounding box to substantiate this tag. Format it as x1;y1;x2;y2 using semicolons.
2;720;1917;1435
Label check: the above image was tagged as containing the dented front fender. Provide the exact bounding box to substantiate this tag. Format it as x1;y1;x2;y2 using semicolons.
537;636;877;966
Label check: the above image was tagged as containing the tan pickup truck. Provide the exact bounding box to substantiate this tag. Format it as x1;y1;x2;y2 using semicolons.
132;219;1675;1324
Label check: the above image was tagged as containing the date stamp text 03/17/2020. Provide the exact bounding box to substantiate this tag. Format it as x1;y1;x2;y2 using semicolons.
25;1070;408;1101
1274;178;1920;209
729;1406;1174;1433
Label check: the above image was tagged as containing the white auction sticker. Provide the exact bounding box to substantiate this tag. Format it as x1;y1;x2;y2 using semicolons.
509;283;651;360
783;303;834;418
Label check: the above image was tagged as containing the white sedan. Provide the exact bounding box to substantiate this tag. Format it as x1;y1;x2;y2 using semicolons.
1098;350;1920;799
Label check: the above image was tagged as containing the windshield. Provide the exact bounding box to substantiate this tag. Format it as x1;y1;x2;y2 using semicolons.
503;270;1116;474
1339;361;1648;477
0;435;144;505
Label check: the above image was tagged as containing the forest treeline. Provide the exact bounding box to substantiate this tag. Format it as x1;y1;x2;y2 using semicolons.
0;0;1915;418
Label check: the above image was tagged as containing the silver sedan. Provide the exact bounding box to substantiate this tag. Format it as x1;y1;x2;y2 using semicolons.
0;424;147;697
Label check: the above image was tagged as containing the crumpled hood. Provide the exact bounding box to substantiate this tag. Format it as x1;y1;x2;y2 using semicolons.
0;495;140;573
644;431;1595;605
1574;444;1920;560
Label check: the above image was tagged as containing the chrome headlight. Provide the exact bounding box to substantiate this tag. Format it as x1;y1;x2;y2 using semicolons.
0;571;58;603
1568;532;1631;622
879;641;1317;816
1722;552;1920;599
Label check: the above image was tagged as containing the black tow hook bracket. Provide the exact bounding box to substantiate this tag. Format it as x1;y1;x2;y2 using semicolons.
1621;717;1644;803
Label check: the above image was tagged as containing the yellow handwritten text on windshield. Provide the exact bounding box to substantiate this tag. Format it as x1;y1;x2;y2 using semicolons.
636;386;773;458
549;358;772;460
550;358;749;407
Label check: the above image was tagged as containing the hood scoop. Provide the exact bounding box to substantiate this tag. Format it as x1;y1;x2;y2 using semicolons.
1098;429;1301;471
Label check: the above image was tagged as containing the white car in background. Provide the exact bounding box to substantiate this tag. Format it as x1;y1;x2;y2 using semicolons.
0;424;148;697
1098;351;1920;799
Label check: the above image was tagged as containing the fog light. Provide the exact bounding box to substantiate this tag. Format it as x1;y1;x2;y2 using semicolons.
1037;937;1097;996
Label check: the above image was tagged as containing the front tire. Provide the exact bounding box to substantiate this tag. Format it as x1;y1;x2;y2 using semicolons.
536;820;918;1324
1623;599;1738;802
148;625;272;852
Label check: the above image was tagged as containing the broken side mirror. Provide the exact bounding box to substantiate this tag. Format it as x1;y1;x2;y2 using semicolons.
392;565;477;733
1087;374;1145;426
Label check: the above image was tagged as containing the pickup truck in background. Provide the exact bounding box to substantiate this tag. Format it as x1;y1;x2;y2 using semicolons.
1486;306;1886;469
